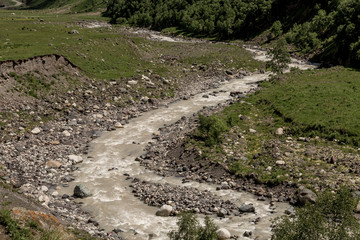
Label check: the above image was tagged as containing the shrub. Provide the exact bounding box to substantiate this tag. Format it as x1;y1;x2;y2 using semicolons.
272;188;360;240
197;115;229;146
168;212;218;240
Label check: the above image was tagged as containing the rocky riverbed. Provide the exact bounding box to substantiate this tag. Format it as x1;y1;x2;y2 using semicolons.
0;31;267;239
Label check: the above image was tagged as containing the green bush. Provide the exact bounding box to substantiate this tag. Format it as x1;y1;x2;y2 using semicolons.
168;212;218;240
272;188;360;240
197;114;229;147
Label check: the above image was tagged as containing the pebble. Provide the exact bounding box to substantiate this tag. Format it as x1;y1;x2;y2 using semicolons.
31;127;41;134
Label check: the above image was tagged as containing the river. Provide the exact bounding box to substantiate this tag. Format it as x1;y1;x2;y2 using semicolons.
61;42;318;240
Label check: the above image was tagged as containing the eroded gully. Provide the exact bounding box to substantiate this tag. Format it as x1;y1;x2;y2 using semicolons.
60;42;318;240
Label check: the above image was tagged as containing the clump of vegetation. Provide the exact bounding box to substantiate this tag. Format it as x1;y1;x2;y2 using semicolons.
272;188;360;240
105;0;273;39
0;209;32;240
195;115;229;147
266;38;291;74
268;20;283;39
168;212;218;240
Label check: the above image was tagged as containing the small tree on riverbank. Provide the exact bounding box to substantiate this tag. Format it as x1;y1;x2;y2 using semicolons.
272;188;360;240
168;212;218;240
266;38;291;74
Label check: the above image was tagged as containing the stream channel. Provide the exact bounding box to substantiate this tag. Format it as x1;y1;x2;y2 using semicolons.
61;40;318;240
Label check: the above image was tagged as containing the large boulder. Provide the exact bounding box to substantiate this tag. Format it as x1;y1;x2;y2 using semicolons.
216;228;231;239
74;184;92;198
155;205;172;217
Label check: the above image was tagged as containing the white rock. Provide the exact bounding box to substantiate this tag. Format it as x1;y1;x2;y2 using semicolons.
141;75;150;81
114;122;124;128
155;205;172;217
38;194;50;204
128;80;138;85
276;160;286;165
62;130;71;137
31;127;41;134
68;155;83;164
40;186;48;192
51;191;59;197
141;96;149;102
275;128;284;135
216;228;231;239
249;128;257;133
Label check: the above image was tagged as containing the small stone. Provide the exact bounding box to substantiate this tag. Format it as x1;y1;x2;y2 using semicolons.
74;184;92;198
68;155;83;164
243;231;252;237
216;228;231;240
46;161;62;168
68;30;79;34
62;130;71;137
155;205;172;217
128;80;138;85
249;128;257;133
239;204;255;213
275;128;284;135
51;191;59;197
356;201;360;213
276;160;286;165
40;186;48;192
114;122;124;128
31;127;41;134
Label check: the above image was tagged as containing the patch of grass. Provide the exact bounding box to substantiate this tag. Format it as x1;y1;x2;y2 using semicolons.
254;67;360;146
0;209;33;240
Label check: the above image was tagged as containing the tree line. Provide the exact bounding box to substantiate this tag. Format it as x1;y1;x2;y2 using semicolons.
105;0;360;66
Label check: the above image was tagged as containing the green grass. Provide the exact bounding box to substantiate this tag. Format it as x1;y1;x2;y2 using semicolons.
188;66;360;188
254;67;360;146
0;10;262;81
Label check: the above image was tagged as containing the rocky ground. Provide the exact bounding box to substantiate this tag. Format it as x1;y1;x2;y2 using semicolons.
0;31;263;239
140;84;360;213
141;94;299;205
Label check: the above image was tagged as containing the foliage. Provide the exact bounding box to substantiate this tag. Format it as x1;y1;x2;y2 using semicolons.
269;20;283;39
168;212;218;240
105;0;273;39
0;209;32;240
272;188;360;240
266;38;291;73
196;115;229;147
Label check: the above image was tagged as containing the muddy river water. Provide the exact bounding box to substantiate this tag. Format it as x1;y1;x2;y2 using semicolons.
61;44;318;239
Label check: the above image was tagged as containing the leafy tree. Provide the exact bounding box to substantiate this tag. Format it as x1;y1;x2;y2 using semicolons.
266;38;291;74
269;20;283;39
168;212;218;240
272;188;360;240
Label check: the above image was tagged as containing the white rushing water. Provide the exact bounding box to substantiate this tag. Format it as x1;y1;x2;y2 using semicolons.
60;44;317;240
